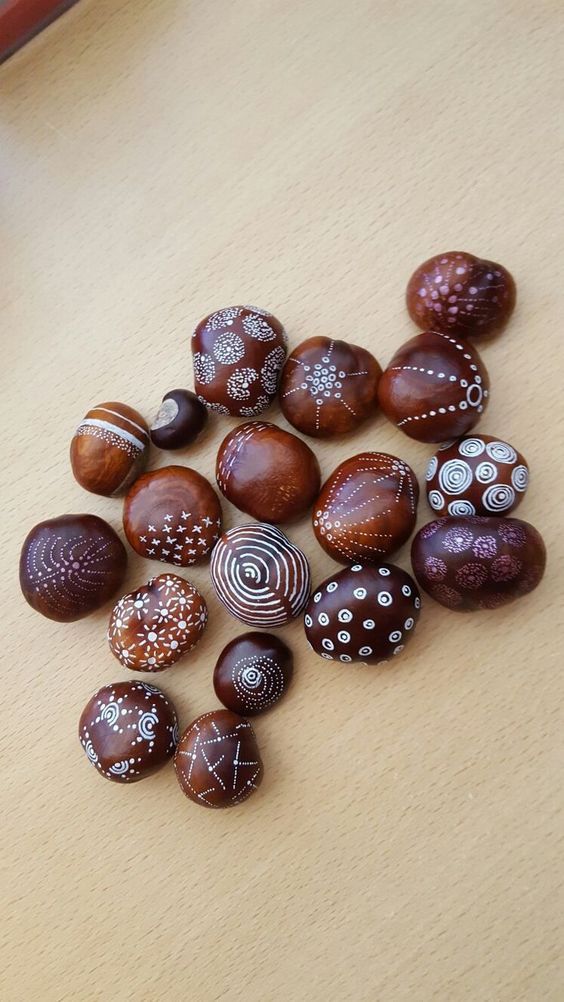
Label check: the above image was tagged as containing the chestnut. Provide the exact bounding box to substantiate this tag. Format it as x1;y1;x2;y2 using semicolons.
150;389;208;449
213;632;293;715
174;709;263;808
70;401;149;496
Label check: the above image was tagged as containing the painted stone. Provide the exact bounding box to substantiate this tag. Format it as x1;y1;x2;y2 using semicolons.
313;452;419;564
150;389;208;449
210;523;311;627
123;465;222;566
304;563;421;665
411;515;546;611
378;331;490;442
174;709;263;808
425;434;529;517
216;420;321;523
108;573;208;672
213;632;293;716
70;401;150;496
406;250;516;339
192;305;287;417
279;336;382;437
20;514;127;622
79;680;178;783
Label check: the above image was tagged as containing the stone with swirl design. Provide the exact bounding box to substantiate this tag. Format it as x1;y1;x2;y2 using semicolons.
213;632;293;715
210;523;311;627
279;336;382;438
411;515;546;611
406;250;516;340
304;563;421;665
79;681;178;783
174;709;263;808
313;452;419;564
425;434;528;517
108;573;208;672
20;514;127;622
192;305;287;417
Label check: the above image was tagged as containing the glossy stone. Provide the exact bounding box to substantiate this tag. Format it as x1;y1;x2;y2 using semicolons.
406;250;516;339
150;389;208;449
425;434;529;517
216;421;321;523
174;709;263;808
108;573;208;672
192;305;287;417
411;515;546;611
378;331;490;442
123;465;222;566
20;514;127;622
304;563;421;665
279;336;382;437
70;401;150;496
213;632;293;716
313;452;419;564
211;523;311;627
79;680;178;783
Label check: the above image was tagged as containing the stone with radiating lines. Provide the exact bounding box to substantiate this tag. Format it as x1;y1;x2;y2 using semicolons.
210;523;311;627
70;401;150;496
174;709;263;808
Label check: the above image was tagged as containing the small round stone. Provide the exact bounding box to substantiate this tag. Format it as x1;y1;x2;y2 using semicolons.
411;515;546;611
216;420;321;523
108;573;208;672
20;514;127;622
192;305;287;417
279;336;382;437
213;632;293;715
174;709;263;808
123;465;222;566
406;251;516;339
304;563;421;664
150;389;208;449
313;452;419;564
210;523;311;627
78;680;178;783
70;401;150;496
425;434;529;517
378;331;490;442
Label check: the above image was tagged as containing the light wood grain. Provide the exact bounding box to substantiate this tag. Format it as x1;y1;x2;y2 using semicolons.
1;1;563;999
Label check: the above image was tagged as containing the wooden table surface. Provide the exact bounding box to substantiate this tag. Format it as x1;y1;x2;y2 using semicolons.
1;2;563;999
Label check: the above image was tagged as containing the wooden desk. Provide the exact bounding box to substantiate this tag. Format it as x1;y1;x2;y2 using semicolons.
1;2;562;999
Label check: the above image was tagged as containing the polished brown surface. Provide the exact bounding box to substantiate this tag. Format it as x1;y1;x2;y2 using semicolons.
150;389;208;449
78;680;178;783
216;420;321;523
406;250;516;339
192;305;287;417
313;452;419;564
279;336;382;438
304;563;421;665
213;632;293;716
378;331;490;443
411;515;546;611
211;523;311;627
123;465;222;566
425;434;529;517
70;401;150;496
108;573;208;672
174;709;263;808
19;513;127;622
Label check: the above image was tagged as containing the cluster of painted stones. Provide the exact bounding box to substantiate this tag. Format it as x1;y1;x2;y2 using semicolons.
20;259;547;812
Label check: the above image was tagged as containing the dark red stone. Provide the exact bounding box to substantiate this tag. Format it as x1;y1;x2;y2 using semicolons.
425;434;529;517
150;389;207;449
411;515;546;611
279;336;382;438
20;513;127;622
174;709;263;808
378;331;490;443
304;563;421;665
213;632;293;715
79;680;178;782
406;251;516;339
